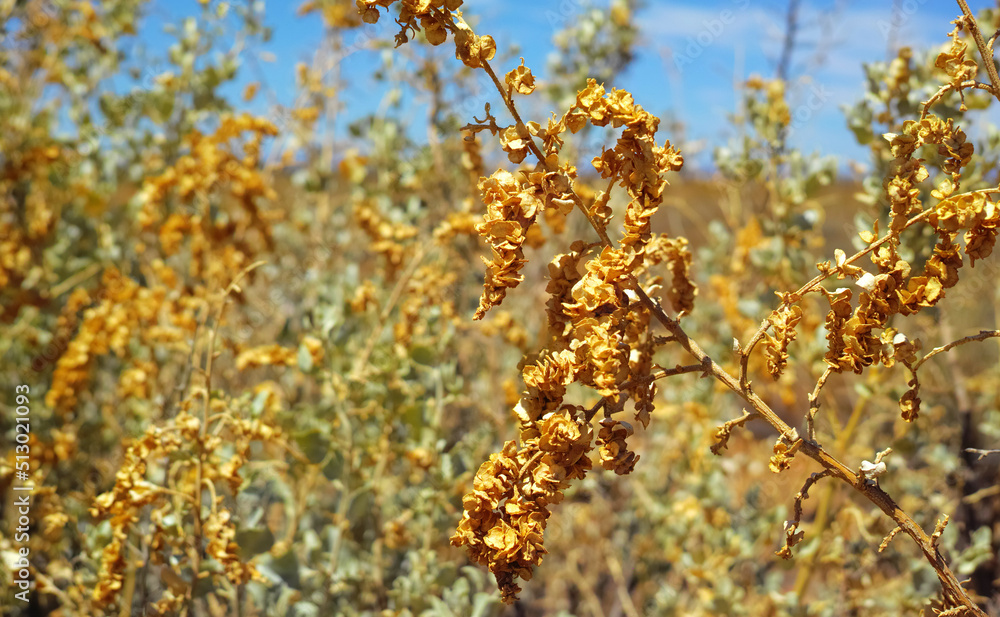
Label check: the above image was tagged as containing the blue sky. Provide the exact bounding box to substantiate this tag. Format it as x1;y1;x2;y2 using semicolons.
141;0;993;174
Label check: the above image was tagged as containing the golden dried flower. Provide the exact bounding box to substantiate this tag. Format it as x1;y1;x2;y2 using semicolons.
505;58;536;96
235;344;297;370
764;303;803;379
934;23;979;87
474;170;543;319
900;381;921;422
645;235;697;316
769;437;798;473
596;419;639;475
452;408;593;603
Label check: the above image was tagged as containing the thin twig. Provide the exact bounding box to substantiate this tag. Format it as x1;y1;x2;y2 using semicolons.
777;470;832;559
964;448;1000;461
605;552;641;617
957;0;1000;103
912;329;1000;371
921;80;997;119
186;260;265;616
711;408;760;455
806;366;835;441
351;244;428;378
794;386;872;597
583;362;708;422
879;526;903;553
49;262;102;298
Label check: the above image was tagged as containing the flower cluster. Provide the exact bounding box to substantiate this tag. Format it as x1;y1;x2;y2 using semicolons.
930;190;998;265
562;246;641;396
359;2;705;601
822;115;997;392
576;79;684;250
138;113;279;287
394;264;459;345
451;407;593;603
0;143;76;321
474;170;546;319
355;200;419;278
90;395;281;611
934;18;979;94
596;418;639;475
235;335;325;371
46;267;196;414
90;425;183;606
763;301;803;379
473;78;687;322
643;234;697;317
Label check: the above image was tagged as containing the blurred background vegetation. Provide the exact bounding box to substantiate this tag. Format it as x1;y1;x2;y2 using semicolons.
0;0;997;615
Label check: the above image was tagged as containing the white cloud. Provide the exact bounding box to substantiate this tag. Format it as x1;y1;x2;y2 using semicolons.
641;3;769;45
644;1;952;79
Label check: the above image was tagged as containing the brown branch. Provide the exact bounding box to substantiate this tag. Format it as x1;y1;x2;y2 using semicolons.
964;448;1000;461
776;470;832;559
957;0;1000;103
637;290;985;614
920;79;998;119
911;329;1000;372
536;96;986;613
806;366;835;441
776;0;801;83
584;362;708;423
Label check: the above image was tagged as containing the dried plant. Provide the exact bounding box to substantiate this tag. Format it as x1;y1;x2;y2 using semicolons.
358;1;998;613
